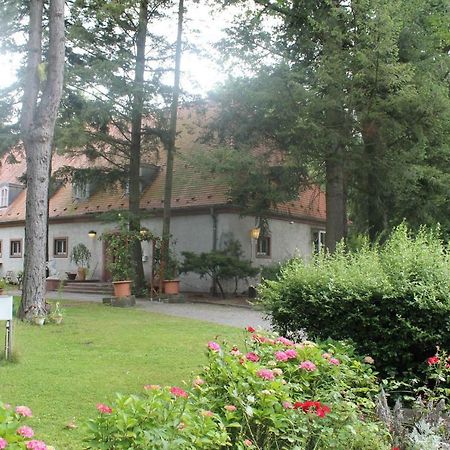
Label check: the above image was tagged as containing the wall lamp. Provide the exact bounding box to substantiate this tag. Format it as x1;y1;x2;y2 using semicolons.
250;227;261;240
88;230;97;239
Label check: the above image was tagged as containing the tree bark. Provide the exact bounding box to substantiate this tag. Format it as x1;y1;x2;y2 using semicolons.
325;146;346;253
19;0;65;320
160;0;184;286
129;0;149;294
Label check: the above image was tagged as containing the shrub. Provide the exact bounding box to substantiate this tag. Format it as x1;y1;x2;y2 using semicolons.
0;402;50;449
259;224;450;381
86;331;390;449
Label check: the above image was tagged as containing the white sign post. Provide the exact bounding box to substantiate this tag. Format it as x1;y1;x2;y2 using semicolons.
0;296;13;360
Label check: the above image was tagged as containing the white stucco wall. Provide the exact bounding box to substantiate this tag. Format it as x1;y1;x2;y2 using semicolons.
0;211;323;293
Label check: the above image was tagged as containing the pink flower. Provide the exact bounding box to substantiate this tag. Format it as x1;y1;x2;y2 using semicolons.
322;353;332;359
170;386;188;398
0;438;7;450
299;361;317;372
207;341;221;352
428;356;440;365
17;426;34;438
225;405;237;411
15;406;33;417
272;368;283;376
201;410;214;417
144;384;161;390
26;441;47;450
282;401;293;409
276;337;294;346
193;377;205;387
230;346;241;356
96;403;112;414
329;358;340;366
257;368;275;380
285;349;297;359
245;352;260;362
244;439;253;447
247;326;256;333
275;351;288;361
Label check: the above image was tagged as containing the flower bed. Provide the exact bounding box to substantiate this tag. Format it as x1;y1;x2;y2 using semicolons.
85;329;391;449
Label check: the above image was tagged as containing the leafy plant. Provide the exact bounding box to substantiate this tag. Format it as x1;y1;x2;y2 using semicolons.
259;224;450;383
0;278;6;290
70;243;91;269
181;239;259;298
85;331;391;449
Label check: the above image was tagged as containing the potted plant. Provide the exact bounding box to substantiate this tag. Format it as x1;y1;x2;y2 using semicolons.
48;301;64;325
153;244;180;295
0;278;6;295
70;243;91;281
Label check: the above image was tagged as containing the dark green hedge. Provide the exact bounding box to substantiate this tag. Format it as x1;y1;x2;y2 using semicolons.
259;225;450;380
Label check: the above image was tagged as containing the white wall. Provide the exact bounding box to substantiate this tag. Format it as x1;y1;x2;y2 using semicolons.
0;212;322;293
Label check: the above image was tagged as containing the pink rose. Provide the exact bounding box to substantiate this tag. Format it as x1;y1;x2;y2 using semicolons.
225;405;237;411
282;401;293;409
276;337;294;346
0;438;7;450
15;406;33;417
17;426;34;438
170;386;188;398
26;441;47;450
230;346;241;356
322;353;332;359
275;351;289;361
193;377;205;387
245;352;260;362
299;361;317;372
284;349;297;359
96;403;112;414
207;341;221;352
244;439;253;447
257;368;275;380
201;410;214;417
329;358;340;366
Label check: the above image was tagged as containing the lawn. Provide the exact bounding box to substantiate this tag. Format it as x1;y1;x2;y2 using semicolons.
0;300;243;449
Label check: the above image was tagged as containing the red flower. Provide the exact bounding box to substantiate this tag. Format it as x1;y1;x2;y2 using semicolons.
246;326;256;333
293;400;331;418
427;356;440;365
170;386;188;398
96;403;112;414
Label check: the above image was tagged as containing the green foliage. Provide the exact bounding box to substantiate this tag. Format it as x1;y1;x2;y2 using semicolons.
259;224;450;381
70;243;92;269
85;331;391;449
181;239;259;298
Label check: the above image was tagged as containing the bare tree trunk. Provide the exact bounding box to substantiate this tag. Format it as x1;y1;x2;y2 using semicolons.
160;0;184;286
129;0;149;295
19;0;65;320
325;146;346;253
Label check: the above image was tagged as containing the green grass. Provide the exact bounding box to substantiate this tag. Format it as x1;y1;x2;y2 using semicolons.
0;300;243;449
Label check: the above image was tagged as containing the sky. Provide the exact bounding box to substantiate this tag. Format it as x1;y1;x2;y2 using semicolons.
0;2;240;95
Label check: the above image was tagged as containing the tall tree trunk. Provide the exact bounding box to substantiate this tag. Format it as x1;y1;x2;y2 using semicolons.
160;0;184;286
19;0;65;320
325;146;346;253
129;0;149;295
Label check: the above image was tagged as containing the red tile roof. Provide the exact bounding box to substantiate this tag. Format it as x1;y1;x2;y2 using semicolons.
0;111;326;224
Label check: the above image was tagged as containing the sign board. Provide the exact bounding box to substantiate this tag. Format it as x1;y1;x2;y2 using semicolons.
0;296;13;321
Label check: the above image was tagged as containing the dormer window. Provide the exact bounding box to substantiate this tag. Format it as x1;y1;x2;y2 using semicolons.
0;186;8;208
73;180;90;201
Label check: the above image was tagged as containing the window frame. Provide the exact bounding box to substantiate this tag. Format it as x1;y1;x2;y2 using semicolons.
312;229;326;254
256;235;271;258
0;186;8;208
10;239;22;258
53;237;68;258
0;240;2;258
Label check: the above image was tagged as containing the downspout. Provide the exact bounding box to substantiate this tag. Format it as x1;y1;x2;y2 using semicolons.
211;206;217;295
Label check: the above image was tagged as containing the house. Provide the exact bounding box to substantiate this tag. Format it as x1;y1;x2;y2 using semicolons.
0;109;326;293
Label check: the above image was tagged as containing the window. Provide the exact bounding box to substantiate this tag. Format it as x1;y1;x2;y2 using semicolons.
256;236;271;258
10;239;22;258
312;230;326;254
0;240;2;258
73;180;90;201
53;237;68;257
0;186;8;208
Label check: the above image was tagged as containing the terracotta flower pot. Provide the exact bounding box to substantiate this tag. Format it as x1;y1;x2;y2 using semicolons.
163;280;180;295
77;267;87;281
113;280;132;297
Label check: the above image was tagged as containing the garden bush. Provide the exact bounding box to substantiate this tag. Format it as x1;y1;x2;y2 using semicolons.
85;330;390;449
0;402;51;449
259;224;450;381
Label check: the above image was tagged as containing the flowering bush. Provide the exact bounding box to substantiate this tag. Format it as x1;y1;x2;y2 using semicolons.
0;402;50;449
86;330;391;449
